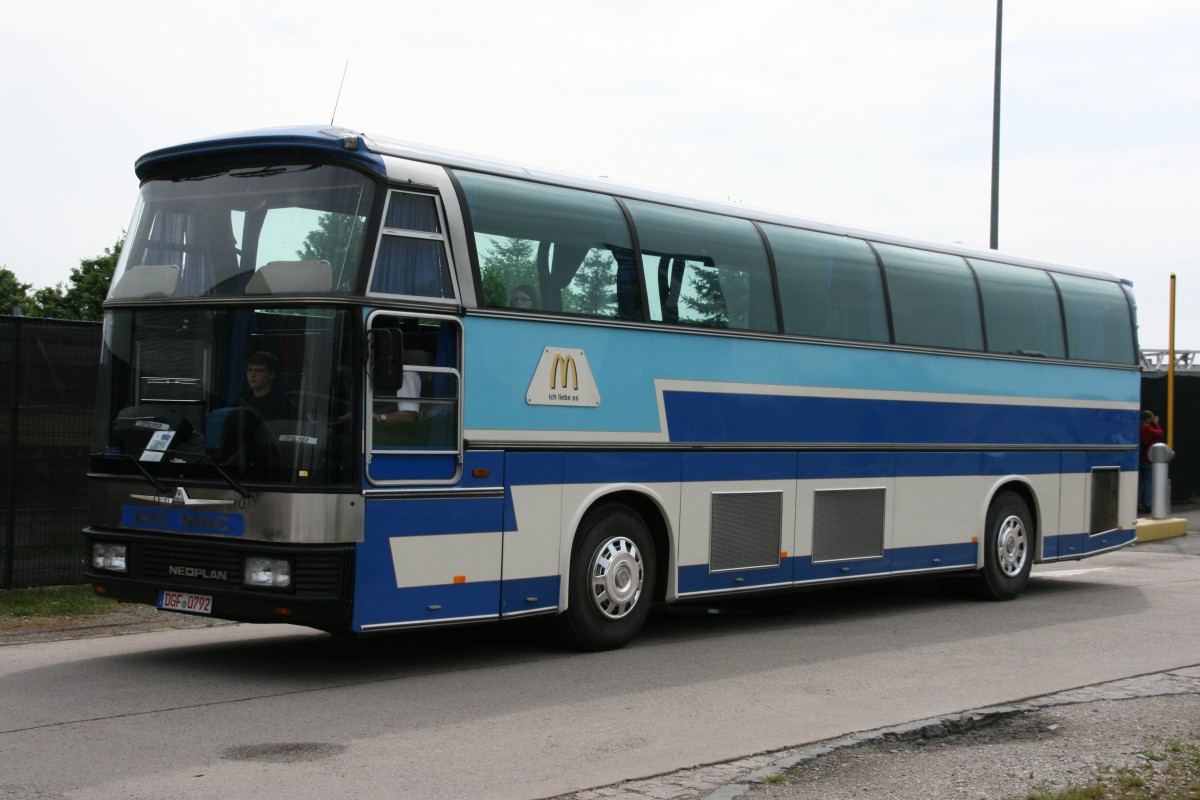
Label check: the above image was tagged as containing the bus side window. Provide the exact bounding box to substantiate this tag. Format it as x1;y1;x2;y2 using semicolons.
454;170;641;320
647;253;725;327
368;316;462;454
1052;273;1136;364
874;243;984;351
970;258;1065;358
626;200;777;333
766;225;890;344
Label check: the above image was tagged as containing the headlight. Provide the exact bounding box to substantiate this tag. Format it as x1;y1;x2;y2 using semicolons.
92;543;127;573
243;556;291;588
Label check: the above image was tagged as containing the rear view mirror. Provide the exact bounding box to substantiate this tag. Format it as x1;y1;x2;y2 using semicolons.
370;328;404;395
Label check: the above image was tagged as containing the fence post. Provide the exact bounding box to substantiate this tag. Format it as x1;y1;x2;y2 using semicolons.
3;313;20;589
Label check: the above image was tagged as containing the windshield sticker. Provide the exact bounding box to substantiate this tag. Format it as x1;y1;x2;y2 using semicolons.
139;430;176;462
279;434;319;445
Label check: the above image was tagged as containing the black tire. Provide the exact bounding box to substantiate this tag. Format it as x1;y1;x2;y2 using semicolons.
557;503;656;651
973;491;1033;601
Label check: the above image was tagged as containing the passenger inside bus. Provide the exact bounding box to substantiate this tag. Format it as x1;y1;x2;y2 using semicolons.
239;351;289;421
373;358;422;425
509;284;536;309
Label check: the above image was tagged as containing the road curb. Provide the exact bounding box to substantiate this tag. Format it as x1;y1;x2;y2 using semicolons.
706;666;1200;799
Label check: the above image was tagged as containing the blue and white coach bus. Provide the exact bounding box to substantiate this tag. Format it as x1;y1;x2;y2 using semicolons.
84;125;1140;650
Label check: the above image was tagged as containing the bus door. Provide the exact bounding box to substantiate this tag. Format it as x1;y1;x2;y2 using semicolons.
354;313;504;632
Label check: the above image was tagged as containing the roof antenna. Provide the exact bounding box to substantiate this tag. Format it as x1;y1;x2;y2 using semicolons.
330;61;349;126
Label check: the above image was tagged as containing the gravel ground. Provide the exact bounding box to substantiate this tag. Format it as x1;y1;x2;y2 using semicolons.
744;693;1200;800
0;603;225;646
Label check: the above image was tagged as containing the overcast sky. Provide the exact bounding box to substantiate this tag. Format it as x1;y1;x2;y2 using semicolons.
3;0;1197;350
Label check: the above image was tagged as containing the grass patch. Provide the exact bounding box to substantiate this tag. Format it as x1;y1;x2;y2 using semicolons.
1006;736;1200;799
0;584;118;618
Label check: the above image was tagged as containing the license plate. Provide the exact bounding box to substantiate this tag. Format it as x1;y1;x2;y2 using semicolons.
157;590;213;615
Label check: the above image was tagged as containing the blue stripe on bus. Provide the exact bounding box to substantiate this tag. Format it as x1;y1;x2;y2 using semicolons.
564;450;682;484
354;581;502;629
678;543;979;594
796;452;895;479
462;317;1140;435
888;541;979;571
367;454;460;482
677;534;1145;595
365;496;504;536
661;391;1137;447
501;576;560;614
494;450;1132;488
1062;451;1139;472
1044;527;1135;560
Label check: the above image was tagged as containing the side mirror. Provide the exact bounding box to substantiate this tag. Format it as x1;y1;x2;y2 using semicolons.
370;328;404;395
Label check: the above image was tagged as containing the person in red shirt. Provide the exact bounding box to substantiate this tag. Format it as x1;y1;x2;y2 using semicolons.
1139;409;1164;513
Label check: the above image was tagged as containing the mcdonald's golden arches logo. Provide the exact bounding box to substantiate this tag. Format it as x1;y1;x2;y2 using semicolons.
550;353;579;391
527;348;600;407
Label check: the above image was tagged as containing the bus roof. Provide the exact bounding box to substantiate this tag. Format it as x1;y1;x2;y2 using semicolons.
136;124;1127;286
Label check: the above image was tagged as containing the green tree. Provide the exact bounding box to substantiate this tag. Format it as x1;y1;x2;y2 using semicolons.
297;212;366;282
564;250;617;316
0;267;32;315
680;261;729;328
479;236;537;306
28;237;124;321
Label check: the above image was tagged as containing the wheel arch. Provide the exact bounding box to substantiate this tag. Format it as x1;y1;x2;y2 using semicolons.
560;486;674;609
980;477;1041;564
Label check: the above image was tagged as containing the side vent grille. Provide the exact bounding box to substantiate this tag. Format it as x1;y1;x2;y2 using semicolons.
813;488;886;563
1090;467;1120;533
709;491;782;573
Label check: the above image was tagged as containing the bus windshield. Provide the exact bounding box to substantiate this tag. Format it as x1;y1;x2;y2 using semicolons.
93;306;358;488
110;163;377;299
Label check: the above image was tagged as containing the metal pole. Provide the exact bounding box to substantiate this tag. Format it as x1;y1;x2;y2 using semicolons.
990;0;1003;250
1168;273;1176;448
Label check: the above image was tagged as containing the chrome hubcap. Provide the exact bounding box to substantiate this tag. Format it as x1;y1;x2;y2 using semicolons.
589;536;644;619
996;514;1028;577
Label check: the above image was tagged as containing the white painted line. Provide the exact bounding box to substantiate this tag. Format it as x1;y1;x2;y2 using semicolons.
1036;567;1118;578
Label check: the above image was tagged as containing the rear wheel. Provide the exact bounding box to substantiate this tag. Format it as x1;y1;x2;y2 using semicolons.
974;491;1033;600
557;503;656;651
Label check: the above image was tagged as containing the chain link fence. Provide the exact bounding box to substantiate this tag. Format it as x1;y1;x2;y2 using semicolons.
1;316;101;588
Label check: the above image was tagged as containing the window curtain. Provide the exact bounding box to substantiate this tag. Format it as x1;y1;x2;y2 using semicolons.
370;237;451;297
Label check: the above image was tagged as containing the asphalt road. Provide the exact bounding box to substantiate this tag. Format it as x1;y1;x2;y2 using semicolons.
4;529;1200;800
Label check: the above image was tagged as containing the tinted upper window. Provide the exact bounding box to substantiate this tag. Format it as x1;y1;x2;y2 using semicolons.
626;201;777;332
455;171;641;319
111;164;375;299
765;225;888;343
1053;273;1136;363
369;192;455;299
875;243;983;351
969;259;1065;359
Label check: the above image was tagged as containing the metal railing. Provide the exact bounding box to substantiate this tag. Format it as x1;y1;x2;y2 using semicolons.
1142;350;1200;373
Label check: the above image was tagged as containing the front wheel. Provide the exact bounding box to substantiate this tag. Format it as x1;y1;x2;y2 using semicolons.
557;504;656;651
973;491;1033;601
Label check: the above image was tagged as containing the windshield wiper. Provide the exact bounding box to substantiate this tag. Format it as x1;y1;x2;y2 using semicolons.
94;450;253;500
184;451;253;499
94;452;173;496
